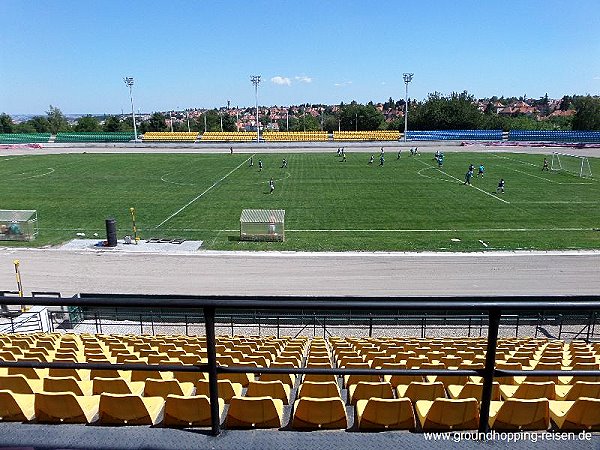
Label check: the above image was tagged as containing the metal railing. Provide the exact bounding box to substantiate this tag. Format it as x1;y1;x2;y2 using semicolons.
1;293;600;437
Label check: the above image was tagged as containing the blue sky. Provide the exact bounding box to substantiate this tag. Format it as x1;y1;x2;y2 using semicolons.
1;0;599;114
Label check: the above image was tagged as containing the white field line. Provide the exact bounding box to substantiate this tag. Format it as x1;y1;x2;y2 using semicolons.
160;172;196;186
415;159;510;204
512;201;600;204
155;155;254;229
17;168;55;179
148;227;597;233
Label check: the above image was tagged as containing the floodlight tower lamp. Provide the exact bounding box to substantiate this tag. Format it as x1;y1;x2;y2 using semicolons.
123;77;138;142
250;75;261;142
403;73;413;142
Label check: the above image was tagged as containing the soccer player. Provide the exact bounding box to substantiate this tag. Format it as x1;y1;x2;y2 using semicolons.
380;147;384;155
397;149;402;159
478;164;485;178
342;152;347;162
269;177;275;194
464;168;474;185
337;148;341;156
368;154;374;164
249;156;254;167
469;163;475;173
379;154;385;166
281;158;287;168
496;178;505;194
230;147;233;155
258;160;263;171
542;158;549;171
437;153;444;168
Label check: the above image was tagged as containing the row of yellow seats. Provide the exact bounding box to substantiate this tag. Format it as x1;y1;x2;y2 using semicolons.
201;132;257;141
142;132;198;141
262;132;328;141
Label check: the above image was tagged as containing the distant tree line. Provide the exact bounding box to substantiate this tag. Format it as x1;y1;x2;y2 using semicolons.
2;94;600;134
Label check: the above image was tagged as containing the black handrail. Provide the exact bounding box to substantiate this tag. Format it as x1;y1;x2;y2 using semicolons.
1;293;600;437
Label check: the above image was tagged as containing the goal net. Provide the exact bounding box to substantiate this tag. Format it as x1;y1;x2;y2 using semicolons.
240;209;285;242
550;153;593;178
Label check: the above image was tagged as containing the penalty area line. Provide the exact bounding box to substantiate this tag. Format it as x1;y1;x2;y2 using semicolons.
155;155;254;229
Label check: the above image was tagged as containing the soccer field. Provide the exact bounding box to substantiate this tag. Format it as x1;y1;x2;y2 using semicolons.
2;151;599;251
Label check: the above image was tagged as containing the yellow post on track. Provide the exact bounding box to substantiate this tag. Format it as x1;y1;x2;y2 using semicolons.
130;207;139;244
14;260;26;312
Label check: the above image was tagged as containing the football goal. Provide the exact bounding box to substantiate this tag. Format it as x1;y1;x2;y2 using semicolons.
240;209;285;242
550;152;593;178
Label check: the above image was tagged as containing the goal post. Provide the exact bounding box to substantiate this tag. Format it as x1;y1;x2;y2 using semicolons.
550;152;593;178
240;209;285;242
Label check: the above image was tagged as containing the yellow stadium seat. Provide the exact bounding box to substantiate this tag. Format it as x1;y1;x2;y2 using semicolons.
98;393;164;425
416;398;479;431
194;379;242;403
34;392;100;424
355;398;415;430
396;381;446;402
0;390;35;421
163;394;224;427
143;378;194;398
555;381;600;400
348;381;394;405
499;381;555;400
43;376;93;396
225;396;283;428
0;375;42;394
488;398;549;430
447;382;501;401
92;377;145;396
549;398;600;430
297;381;341;399
246;380;290;404
291;397;348;430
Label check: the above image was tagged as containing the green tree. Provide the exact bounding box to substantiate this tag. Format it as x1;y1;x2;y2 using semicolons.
338;103;385;131
103;115;123;132
14;122;37;133
46;105;70;133
74;115;101;132
290;111;320;131
0;113;14;133
411;91;482;130
572;96;600;130
145;112;169;132
25;116;51;133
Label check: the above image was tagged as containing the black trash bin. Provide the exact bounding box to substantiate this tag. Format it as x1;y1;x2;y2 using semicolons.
105;218;117;247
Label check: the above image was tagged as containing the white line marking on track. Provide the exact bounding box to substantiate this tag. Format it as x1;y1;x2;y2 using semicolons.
415;159;510;204
155;155;254;229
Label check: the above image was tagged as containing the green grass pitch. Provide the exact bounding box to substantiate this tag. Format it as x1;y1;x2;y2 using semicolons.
2;151;599;251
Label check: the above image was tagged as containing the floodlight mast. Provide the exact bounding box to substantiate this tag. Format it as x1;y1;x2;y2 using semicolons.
123;77;138;142
250;75;261;142
403;73;413;142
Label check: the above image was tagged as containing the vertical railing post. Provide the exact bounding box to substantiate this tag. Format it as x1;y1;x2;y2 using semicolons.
185;314;189;336
139;314;143;334
368;313;373;338
204;306;221;436
479;309;501;434
150;314;155;335
230;315;234;336
558;314;564;340
591;312;597;340
277;316;280;339
258;313;261;336
421;315;426;338
10;316;14;333
323;315;326;338
313;313;316;336
515;314;520;338
468;317;472;337
586;311;593;342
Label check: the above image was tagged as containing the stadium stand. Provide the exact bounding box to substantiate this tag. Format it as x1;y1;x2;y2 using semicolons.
200;132;257;142
142;132;198;142
508;130;600;143
55;132;135;143
333;130;400;141
0;133;51;144
262;131;328;142
406;130;503;141
1;332;600;432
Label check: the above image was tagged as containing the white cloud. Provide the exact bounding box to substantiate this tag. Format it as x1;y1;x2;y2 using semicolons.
271;76;291;86
295;76;312;83
334;81;353;87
